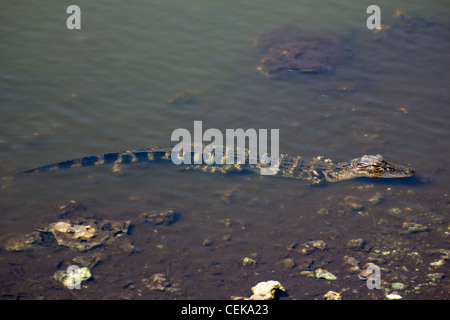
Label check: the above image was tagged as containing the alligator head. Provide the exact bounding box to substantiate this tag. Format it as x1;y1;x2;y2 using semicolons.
353;154;415;178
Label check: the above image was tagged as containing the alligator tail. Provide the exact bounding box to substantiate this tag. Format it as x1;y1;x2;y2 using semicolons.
19;147;174;175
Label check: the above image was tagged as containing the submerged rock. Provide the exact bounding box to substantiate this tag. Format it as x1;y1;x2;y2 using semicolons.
3;214;130;252
202;239;213;246
295;240;327;255
343;255;361;272
275;258;296;270
373;10;450;43
140;209;177;226
144;273;170;291
4;231;45;251
255;26;352;78
346;238;367;251
427;273;444;281
56;200;86;218
242;257;257;268
44;218;130;251
340;196;364;212
72;253;103;268
401;222;431;234
427;248;450;260
53;266;92;288
168;90;199;105
358;268;375;281
367;192;383;205
390;207;402;214
142;273;182;294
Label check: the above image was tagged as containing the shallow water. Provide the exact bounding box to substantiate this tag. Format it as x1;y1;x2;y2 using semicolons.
0;0;449;300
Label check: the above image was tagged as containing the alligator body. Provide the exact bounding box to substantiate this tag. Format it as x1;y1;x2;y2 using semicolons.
19;146;415;184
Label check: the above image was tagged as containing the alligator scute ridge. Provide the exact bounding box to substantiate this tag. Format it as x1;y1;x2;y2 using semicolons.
19;146;415;184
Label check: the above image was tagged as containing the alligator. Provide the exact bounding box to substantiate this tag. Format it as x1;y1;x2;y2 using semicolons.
19;146;415;184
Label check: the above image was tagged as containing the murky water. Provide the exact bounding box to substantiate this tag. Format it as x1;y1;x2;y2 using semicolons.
0;0;449;300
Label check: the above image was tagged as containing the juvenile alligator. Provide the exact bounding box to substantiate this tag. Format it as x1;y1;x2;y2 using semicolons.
19;146;415;184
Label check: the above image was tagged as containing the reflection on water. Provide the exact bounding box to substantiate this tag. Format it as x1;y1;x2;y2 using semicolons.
0;1;449;299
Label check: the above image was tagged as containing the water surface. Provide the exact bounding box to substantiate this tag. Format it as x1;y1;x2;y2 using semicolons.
0;0;449;299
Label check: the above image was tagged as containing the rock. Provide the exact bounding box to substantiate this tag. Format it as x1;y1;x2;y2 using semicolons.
73;253;103;268
373;10;450;44
430;259;445;267
296;240;327;255
401;222;431;234
53;267;92;288
50;221;72;234
296;257;313;270
117;238;136;254
386;293;402;300
275;258;296;270
255;26;352;78
144;273;170;291
247;280;285;300
323;291;341;300
168;90;199;105
300;270;315;277
4;217;130;252
427;273;444;281
112;163;122;174
317;208;329;215
315;268;337;280
140;209;177;226
4;231;44;251
341;196;364;212
213;188;238;204
427;248;450;260
56;200;86;218
391;282;406;290
45;218;131;251
298;246;315;255
332;79;366;93
222;234;232;241
310;240;327;251
358;268;375;281
143;273;182;294
390;207;402;214
346;238;366;250
367;193;383;205
202;239;213;246
343;255;361;272
50;221;96;240
242;257;257;268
